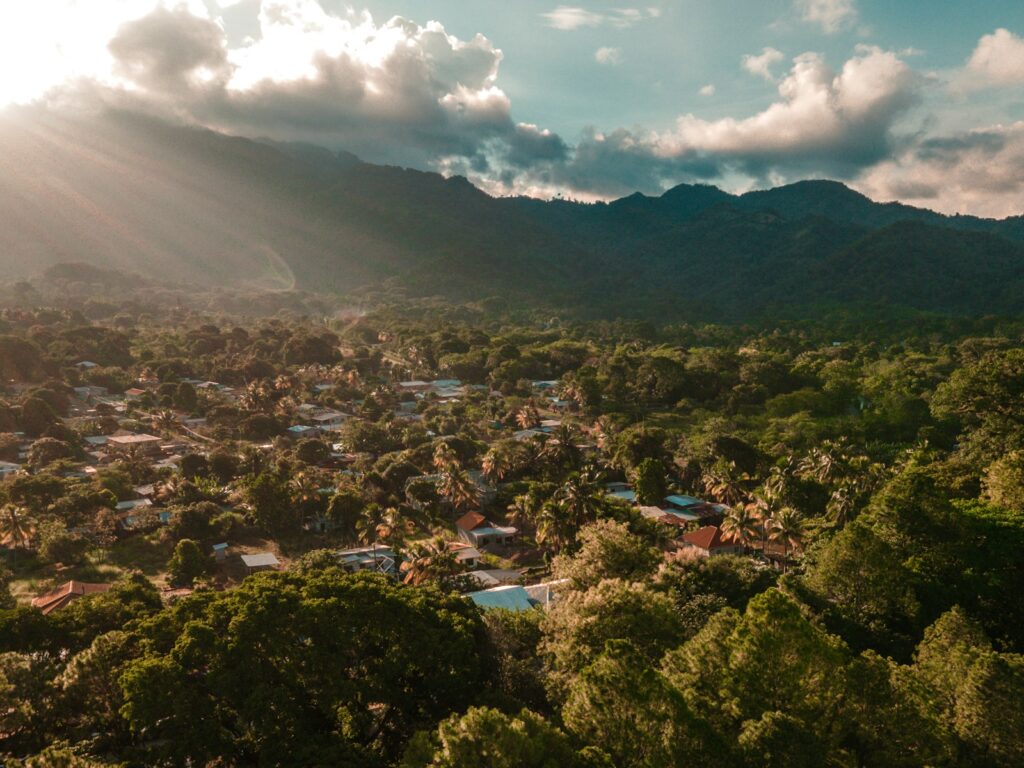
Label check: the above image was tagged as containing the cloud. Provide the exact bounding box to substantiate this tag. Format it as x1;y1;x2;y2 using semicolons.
533;45;919;197
54;0;574;179
796;0;856;34
541;6;660;31
855;123;1024;218
595;47;622;65
699;84;716;97
742;47;784;81
965;28;1024;87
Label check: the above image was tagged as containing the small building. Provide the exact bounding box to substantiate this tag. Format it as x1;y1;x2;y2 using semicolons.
0;461;21;478
212;542;229;562
335;545;398;576
679;525;744;557
287;425;318;438
241;552;281;574
106;433;163;456
466;584;535;612
466;569;522;589
311;410;350;431
124;388;147;400
455;511;517;551
448;541;484;568
75;360;99;369
31;581;111;615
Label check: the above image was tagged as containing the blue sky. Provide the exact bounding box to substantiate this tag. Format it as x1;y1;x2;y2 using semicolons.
4;1;1024;215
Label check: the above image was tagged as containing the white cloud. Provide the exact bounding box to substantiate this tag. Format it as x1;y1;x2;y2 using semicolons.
855;123;1024;218
699;84;716;97
595;47;622;65
796;0;856;34
541;6;660;31
536;46;920;198
742;47;784;81
965;28;1024;87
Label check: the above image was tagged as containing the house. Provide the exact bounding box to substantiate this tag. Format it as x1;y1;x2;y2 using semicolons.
287;425;318;438
0;461;21;478
335;545;398;576
106;433;163;456
448;541;484;568
124;387;147;400
679;525;744;557
75;360;99;369
212;542;229;562
397;380;430;394
466;569;522;589
605;482;637;505
73;385;108;402
455;511;517;550
524;578;570;608
241;552;281;574
466;584;536;612
311;410;350;431
31;581;111;615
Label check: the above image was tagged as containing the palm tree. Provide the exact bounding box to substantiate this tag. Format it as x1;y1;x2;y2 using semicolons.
433;442;460;473
157;474;185;504
769;507;805;571
506;494;536;531
540;425;582;470
403;536;461;586
551;465;605;547
356;505;386;548
536;503;572;555
701;461;749;507
515;406;541;430
438;467;481;514
151;409;178;435
720;504;760;554
0;504;33;558
481;443;517;483
375;507;412;549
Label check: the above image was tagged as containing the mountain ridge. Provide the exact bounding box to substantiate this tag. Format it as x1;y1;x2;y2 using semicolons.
3;106;1024;321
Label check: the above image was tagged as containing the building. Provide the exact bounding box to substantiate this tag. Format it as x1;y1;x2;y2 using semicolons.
106;433;163;456
335;545;398;576
241;552;281;574
311;410;350;431
466;584;536;611
31;581;111;615
455;511;517;550
679;525;744;557
448;541;483;568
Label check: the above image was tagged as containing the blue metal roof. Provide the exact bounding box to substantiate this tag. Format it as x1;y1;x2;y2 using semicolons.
665;495;703;508
467;585;535;611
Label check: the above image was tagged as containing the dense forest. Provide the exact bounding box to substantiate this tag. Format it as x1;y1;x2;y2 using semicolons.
8;109;1024;323
0;288;1020;766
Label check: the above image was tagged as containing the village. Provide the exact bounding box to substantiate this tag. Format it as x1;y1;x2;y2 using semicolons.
12;359;790;619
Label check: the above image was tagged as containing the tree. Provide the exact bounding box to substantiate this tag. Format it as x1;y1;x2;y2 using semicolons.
402;536;462;588
540;579;684;698
173;381;197;411
981;451;1024;512
720;504;760;553
402;706;584;768
119;571;487;766
326;487;365;540
0;504;34;556
662;589;850;755
27;438;73;470
20;397;58;437
551;520;661;591
242;472;297;535
562;641;703;768
166;539;208;588
768;507;806;568
803;521;920;648
631;458;667;506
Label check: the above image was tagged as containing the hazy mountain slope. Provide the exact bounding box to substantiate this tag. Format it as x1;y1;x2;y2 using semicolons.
3;107;1024;320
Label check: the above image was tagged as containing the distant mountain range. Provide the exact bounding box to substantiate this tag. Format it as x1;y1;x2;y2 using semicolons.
4;106;1024;321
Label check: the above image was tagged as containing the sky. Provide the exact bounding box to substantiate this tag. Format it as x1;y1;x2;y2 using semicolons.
2;0;1024;216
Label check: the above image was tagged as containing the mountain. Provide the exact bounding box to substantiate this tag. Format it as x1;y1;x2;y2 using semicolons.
3;106;1024;321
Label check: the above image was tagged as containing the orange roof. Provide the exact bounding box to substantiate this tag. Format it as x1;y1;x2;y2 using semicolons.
455;511;487;531
31;580;111;615
681;525;739;552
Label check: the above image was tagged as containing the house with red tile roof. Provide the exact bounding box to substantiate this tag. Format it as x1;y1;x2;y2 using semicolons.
30;580;111;615
679;525;744;557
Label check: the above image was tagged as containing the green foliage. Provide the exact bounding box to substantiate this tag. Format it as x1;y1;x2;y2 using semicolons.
402;706;583;768
550;520;661;591
119;571;488;766
166;538;208;587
